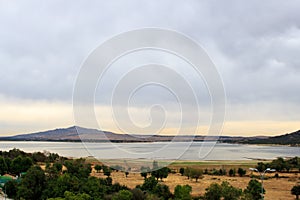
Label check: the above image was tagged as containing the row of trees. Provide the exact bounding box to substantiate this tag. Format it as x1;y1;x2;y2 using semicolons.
256;157;300;172
179;167;246;178
0;148;65;175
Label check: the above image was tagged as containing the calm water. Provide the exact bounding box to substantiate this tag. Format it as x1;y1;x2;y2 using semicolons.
0;141;299;160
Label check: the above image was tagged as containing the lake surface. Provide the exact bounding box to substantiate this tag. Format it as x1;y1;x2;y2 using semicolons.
0;141;299;161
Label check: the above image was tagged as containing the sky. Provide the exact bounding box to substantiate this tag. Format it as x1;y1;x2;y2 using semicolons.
0;0;300;136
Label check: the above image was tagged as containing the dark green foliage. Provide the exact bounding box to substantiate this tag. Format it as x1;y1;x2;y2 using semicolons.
220;181;242;200
179;167;185;176
0;156;8;174
151;167;170;181
140;176;158;192
174;185;192;200
32;152;48;163
48;191;92;200
228;168;236;177
184;167;191;179
204;181;242;200
244;179;264;200
153;184;172;200
190;168;203;182
11;156;33;175
94;164;102;173
103;165;112;177
255;157;300;173
140;166;150;179
204;183;222;200
64;159;91;178
80;176;105;199
17;165;46;200
112;189;133;200
43;173;80;198
237;168;246;177
141;172;148;179
206;168;227;176
5;180;18;199
291;185;300;200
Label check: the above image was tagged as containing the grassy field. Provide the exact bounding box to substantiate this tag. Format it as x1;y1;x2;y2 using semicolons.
90;160;299;200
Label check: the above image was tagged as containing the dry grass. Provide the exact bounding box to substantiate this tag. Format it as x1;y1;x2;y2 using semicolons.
91;162;300;200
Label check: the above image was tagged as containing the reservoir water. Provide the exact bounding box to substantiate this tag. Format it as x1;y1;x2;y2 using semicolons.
0;141;299;161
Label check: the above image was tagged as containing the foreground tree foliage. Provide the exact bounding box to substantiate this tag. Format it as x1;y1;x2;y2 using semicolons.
174;185;192;200
243;179;264;200
4;150;300;200
204;181;242;200
17;166;46;200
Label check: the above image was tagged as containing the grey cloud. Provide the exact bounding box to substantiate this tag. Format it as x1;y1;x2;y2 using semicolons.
0;0;299;122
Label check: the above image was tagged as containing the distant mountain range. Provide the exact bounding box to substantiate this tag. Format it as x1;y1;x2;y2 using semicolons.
0;126;299;145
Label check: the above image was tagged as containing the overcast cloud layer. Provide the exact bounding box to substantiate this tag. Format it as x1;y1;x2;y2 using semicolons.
0;0;299;136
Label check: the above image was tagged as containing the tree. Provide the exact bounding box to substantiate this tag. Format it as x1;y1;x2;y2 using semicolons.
94;164;102;173
221;181;242;200
153;184;172;199
174;185;192;200
64;159;91;179
291;185;300;200
190;168;203;182
103;165;111;177
140;176;158;192
48;191;92;200
244;179;264;200
184;167;191;179
131;188;146;200
5;180;18;199
53;162;63;172
17;166;46;200
141;172;148;179
140;166;150;179
125;171;129;178
204;183;222;200
229;168;236;177
151;167;169;181
112;190;133;200
43;173;80;198
179;168;185;176
0;156;8;174
204;181;242;200
237;168;246;177
11;156;33;175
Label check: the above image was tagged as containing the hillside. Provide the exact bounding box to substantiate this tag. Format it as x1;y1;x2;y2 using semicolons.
0;126;243;142
241;130;300;145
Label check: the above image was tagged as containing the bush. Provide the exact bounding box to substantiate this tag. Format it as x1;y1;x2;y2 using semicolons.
291;185;300;200
174;185;192;200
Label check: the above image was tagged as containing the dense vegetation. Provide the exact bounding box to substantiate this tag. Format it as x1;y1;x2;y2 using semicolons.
255;157;300;172
0;149;299;200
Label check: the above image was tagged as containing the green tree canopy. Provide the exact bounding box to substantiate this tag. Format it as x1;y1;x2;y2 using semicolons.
17;165;46;200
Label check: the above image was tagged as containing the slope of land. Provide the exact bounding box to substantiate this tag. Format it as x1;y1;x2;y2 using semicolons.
0;126;299;145
226;130;300;146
